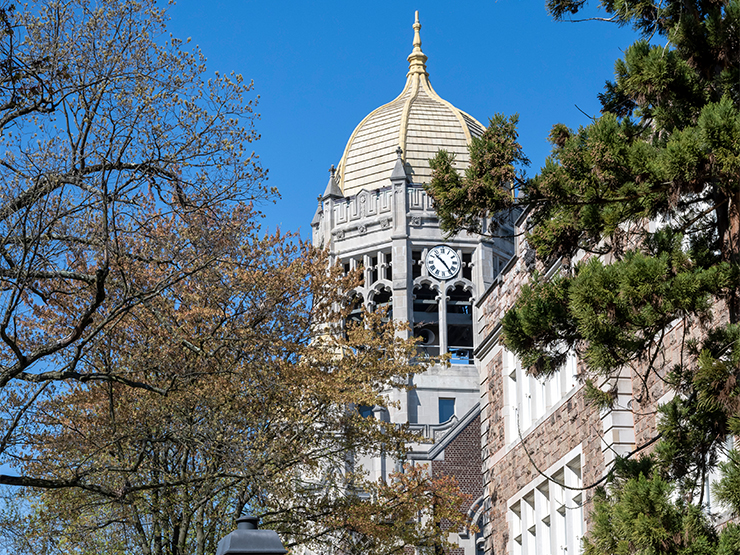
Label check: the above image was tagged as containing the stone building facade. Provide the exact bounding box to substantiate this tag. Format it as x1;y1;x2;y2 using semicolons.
474;209;681;555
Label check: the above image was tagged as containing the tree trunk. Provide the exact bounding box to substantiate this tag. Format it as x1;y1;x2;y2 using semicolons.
195;505;206;555
715;187;740;323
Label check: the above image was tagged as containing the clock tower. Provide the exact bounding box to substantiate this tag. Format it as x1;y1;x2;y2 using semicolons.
311;13;515;553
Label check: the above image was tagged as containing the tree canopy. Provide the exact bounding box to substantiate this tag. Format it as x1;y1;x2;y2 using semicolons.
0;0;266;489
0;238;468;555
427;0;740;550
0;0;472;553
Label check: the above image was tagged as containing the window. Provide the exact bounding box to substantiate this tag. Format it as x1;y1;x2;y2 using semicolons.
509;452;583;555
705;435;735;519
370;286;392;320
462;251;473;281
347;292;364;326
358;405;374;419
447;285;473;364
413;283;439;357
341;250;391;288
412;250;422;279
505;349;579;442
439;397;455;423
384;252;392;281
340;251;393;326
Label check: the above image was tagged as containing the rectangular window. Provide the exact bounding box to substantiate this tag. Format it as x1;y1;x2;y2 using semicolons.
511;501;522;555
412;250;422;279
507;365;518;444
439;398;455;423
505;347;579;442
463;251;473;281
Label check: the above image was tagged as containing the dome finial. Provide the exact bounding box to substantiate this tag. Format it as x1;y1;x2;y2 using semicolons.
407;11;428;76
413;11;421;50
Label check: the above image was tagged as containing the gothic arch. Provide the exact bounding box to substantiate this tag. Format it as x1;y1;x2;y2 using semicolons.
445;277;475;299
412;276;441;294
368;279;392;299
368;282;393;319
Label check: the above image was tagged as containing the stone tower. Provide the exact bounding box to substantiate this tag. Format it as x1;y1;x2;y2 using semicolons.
311;13;514;554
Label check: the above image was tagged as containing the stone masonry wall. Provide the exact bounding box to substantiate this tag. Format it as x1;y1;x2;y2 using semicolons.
477;212;682;554
483;353;604;555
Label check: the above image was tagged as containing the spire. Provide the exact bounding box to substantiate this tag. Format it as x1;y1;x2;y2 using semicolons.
311;202;322;227
407;11;428;77
390;146;409;183
322;164;343;200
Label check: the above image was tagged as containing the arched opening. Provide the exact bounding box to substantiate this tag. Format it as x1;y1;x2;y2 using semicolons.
371;286;392;321
346;292;364;326
413;283;439;357
447;285;473;364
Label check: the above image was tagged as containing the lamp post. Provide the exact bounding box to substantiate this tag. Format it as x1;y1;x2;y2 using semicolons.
216;516;287;555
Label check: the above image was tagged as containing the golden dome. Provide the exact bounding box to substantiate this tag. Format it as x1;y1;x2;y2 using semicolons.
337;12;485;197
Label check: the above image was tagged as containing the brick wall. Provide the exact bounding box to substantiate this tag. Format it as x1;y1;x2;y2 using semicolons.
432;414;484;555
432;414;484;500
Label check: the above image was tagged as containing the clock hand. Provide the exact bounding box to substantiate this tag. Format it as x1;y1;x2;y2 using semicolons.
436;254;452;273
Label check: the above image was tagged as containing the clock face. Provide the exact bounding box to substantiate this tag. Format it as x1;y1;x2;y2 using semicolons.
425;245;461;280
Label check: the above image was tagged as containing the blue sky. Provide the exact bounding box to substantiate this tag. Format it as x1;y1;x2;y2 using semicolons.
166;1;640;237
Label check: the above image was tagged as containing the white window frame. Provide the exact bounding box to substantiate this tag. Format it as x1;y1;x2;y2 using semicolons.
503;348;580;445
507;446;584;555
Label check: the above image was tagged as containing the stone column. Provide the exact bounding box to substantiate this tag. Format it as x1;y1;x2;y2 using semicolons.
390;147;411;335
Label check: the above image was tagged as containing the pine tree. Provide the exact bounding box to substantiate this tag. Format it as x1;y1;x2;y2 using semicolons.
426;0;740;549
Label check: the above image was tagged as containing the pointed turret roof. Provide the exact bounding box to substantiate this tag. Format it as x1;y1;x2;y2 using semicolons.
311;203;322;227
390;146;409;183
322;165;343;200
